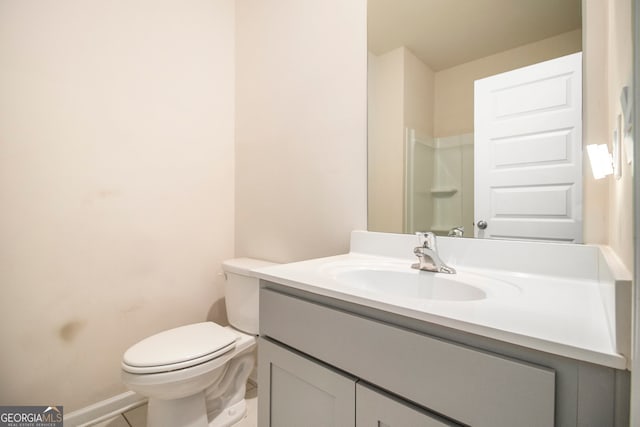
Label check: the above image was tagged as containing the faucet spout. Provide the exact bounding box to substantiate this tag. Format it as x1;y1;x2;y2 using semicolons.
411;232;456;274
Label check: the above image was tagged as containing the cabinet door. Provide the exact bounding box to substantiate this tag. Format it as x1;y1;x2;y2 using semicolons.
356;383;459;427
258;337;356;427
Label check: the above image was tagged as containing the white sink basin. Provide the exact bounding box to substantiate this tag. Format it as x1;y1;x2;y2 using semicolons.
322;261;519;302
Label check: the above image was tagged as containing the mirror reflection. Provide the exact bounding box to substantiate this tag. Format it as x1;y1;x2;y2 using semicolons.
367;0;582;240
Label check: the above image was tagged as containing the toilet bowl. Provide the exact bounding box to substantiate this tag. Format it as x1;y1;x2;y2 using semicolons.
121;258;275;427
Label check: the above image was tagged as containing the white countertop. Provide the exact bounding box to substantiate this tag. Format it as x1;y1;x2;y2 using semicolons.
254;231;630;370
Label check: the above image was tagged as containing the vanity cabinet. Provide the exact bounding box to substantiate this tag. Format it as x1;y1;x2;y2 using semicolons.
258;284;630;427
259;338;456;426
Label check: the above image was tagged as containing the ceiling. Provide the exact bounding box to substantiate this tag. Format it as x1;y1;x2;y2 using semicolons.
368;0;582;71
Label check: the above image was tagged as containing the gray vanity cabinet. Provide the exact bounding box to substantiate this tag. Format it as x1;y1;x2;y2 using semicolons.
258;284;629;427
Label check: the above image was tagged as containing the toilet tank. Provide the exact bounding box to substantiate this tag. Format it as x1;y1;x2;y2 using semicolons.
222;258;277;335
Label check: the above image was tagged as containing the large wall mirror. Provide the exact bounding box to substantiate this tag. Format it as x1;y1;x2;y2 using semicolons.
367;0;583;241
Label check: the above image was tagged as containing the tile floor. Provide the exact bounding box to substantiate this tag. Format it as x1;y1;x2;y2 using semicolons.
90;382;258;427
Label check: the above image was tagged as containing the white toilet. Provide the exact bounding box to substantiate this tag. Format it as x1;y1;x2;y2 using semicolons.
121;258;275;427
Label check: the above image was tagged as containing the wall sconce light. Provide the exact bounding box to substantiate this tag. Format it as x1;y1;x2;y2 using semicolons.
586;144;614;179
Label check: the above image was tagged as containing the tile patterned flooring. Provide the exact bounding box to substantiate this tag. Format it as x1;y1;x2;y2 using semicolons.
90;382;258;427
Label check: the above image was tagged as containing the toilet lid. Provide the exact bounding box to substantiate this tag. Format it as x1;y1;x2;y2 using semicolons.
122;322;237;374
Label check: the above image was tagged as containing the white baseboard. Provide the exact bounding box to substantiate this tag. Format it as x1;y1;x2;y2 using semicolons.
64;391;146;427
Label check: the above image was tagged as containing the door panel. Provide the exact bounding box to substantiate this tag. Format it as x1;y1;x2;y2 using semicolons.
492;185;572;216
493;129;572;167
474;52;582;242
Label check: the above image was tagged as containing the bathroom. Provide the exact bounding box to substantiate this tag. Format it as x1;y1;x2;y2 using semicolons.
0;0;636;425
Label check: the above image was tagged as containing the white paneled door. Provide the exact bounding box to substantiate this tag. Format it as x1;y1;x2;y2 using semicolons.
474;52;583;242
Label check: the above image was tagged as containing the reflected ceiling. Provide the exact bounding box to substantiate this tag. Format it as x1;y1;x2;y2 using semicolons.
368;0;582;70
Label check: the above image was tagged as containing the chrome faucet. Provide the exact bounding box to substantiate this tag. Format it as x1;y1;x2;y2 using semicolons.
411;232;456;274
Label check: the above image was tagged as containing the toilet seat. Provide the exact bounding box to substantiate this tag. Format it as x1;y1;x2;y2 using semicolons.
122;322;237;374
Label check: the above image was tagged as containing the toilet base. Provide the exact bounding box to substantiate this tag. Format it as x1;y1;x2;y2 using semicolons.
145;395;247;427
209;399;247;427
148;392;209;427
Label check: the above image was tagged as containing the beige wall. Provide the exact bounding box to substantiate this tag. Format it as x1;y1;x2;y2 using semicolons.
605;0;634;270
582;0;611;245
367;47;435;233
582;0;634;269
404;49;436;138
368;48;405;233
0;0;235;410
403;51;436;233
434;29;582;137
235;0;368;263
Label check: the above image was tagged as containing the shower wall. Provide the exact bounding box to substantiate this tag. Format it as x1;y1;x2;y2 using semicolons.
404;129;435;234
431;133;474;236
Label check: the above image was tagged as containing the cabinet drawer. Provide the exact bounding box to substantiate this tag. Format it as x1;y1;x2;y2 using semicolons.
261;287;555;427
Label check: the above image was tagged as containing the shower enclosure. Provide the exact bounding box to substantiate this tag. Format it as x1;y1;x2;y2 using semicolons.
404;128;474;236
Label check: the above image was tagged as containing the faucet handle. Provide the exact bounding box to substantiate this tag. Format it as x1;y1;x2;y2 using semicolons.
415;231;436;249
447;226;464;237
